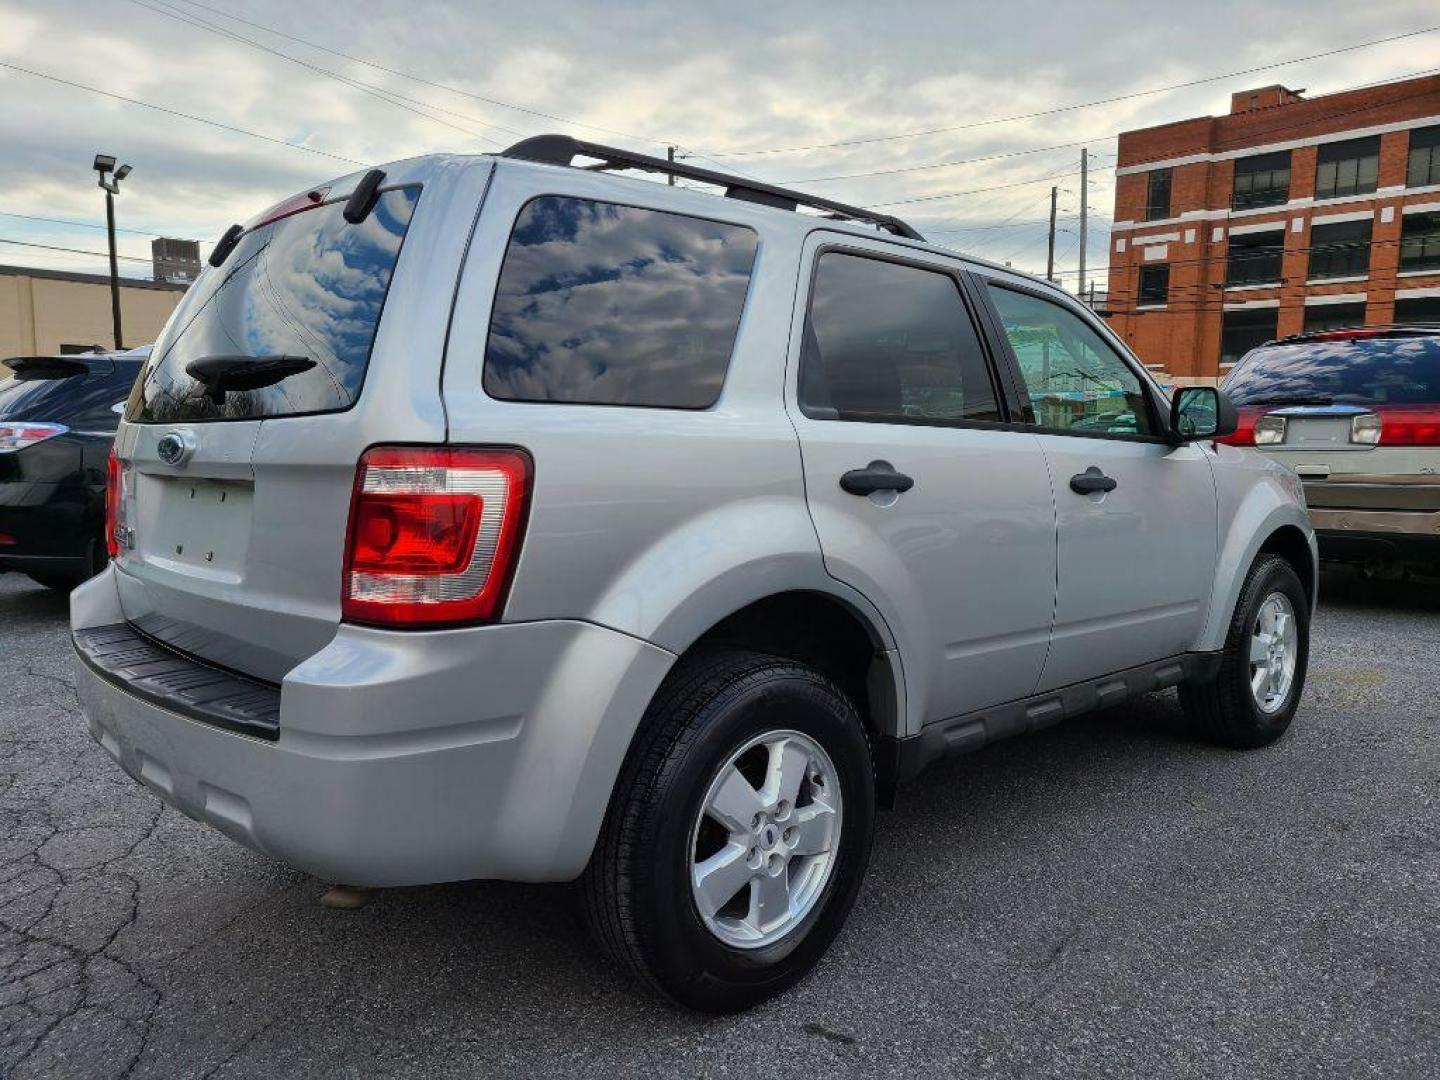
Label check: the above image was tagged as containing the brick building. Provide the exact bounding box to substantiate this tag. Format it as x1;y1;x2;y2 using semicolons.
1105;74;1440;381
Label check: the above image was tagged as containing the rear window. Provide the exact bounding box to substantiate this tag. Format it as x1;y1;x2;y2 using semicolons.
1225;336;1440;406
126;186;420;423
483;196;759;409
0;362;139;430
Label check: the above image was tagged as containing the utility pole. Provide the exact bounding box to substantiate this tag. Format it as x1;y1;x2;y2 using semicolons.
1078;148;1088;296
1045;185;1058;284
93;154;131;351
667;146;676;185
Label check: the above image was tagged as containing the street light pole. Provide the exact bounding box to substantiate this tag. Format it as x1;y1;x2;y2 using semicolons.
104;186;121;350
93;154;131;351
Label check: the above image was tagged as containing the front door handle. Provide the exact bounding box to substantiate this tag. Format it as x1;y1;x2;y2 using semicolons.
1069;466;1118;495
840;461;915;496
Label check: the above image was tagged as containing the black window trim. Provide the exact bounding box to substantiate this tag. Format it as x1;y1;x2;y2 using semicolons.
480;191;761;412
792;241;1026;433
966;271;1172;446
129;183;423;425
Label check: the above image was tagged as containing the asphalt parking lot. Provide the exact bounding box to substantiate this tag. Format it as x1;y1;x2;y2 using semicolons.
1;572;1437;1079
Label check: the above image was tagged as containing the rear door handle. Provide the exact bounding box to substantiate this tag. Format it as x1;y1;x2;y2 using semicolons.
1069;466;1117;495
840;461;915;496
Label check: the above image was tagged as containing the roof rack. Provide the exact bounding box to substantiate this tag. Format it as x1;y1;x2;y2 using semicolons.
501;134;925;241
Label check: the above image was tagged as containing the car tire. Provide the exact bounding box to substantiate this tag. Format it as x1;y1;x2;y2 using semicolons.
1179;554;1310;749
580;647;875;1013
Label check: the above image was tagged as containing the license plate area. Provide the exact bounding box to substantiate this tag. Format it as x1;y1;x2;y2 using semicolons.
136;475;254;582
1284;417;1367;451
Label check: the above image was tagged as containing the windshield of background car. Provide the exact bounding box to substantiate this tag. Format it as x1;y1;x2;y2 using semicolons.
125;186;419;423
1224;336;1440;405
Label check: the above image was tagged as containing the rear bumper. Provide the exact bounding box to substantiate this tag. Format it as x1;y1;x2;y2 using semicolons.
71;566;676;886
1303;477;1440;560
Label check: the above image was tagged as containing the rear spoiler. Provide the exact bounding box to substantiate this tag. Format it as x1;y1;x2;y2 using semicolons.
3;355;114;380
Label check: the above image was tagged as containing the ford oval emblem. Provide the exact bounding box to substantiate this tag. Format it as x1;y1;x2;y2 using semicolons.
156;430;195;466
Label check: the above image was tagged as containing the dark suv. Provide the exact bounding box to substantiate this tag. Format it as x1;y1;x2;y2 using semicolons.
0;349;145;589
1221;326;1440;572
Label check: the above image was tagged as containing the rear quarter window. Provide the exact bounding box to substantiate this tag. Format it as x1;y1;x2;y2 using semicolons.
483;196;759;409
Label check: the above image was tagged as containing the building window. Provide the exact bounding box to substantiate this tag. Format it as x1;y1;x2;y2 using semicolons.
1303;302;1368;333
1399;211;1440;273
1137;265;1169;305
1308;219;1372;280
1408;125;1440;188
1144;168;1172;221
1395;296;1440;324
1221;307;1279;364
1226;230;1285;286
1232;151;1291;210
1315;136;1380;200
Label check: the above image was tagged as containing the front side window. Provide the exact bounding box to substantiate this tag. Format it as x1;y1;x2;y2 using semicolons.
1308;219;1372;280
986;286;1155;437
1399;211;1440;273
1137;265;1169;305
483;197;758;409
1408;125;1440;188
1315;136;1381;200
1144;169;1173;221
799;253;999;424
1232;150;1291;210
1226;230;1285;286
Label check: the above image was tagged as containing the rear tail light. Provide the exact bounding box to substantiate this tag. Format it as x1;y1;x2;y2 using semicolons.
0;422;68;452
1373;408;1440;446
1217;409;1258;446
1349;413;1382;445
342;446;532;628
104;448;130;559
1253;414;1287;446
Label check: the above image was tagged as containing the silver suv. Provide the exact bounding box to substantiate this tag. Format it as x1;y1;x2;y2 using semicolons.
72;137;1316;1012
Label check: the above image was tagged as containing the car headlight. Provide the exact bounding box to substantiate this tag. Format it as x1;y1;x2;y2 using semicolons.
1253;414;1287;446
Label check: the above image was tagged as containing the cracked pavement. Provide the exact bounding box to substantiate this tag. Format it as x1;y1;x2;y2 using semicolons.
1;571;1437;1078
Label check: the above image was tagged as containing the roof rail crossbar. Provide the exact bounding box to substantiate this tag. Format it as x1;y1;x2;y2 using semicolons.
501;134;924;241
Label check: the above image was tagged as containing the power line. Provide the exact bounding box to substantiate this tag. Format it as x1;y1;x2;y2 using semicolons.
709;24;1440;157
166;0;680;151
778;144;1114;184
0;210;201;244
126;0;510;148
0;236;153;264
871;166;1115;208
0;60;364;165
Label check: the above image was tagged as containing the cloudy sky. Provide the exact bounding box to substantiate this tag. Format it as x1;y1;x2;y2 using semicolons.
1;0;1437;293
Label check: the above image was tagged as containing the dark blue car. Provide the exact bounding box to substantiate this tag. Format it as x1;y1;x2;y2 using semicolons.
0;348;146;589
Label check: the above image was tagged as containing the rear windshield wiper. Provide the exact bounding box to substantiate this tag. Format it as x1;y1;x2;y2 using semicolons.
184;354;316;406
1239;395;1335;407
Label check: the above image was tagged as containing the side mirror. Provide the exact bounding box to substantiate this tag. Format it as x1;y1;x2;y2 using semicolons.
1170;385;1238;442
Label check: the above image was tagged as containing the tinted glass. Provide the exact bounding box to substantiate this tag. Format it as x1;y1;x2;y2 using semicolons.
1144;169;1172;221
1307;219;1371;280
1224;337;1440;405
1221;307;1279;365
0;362;139;429
799;254;999;424
1138;265;1169;305
483;197;758;408
1232;151;1291;210
127;187;419;423
1302;303;1368;334
1396;296;1440;324
1399;211;1440;272
1226;230;1285;286
1315;136;1380;200
987;286;1155;436
1409;124;1440;187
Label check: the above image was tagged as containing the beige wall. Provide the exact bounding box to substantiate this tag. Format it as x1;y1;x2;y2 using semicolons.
0;273;185;356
